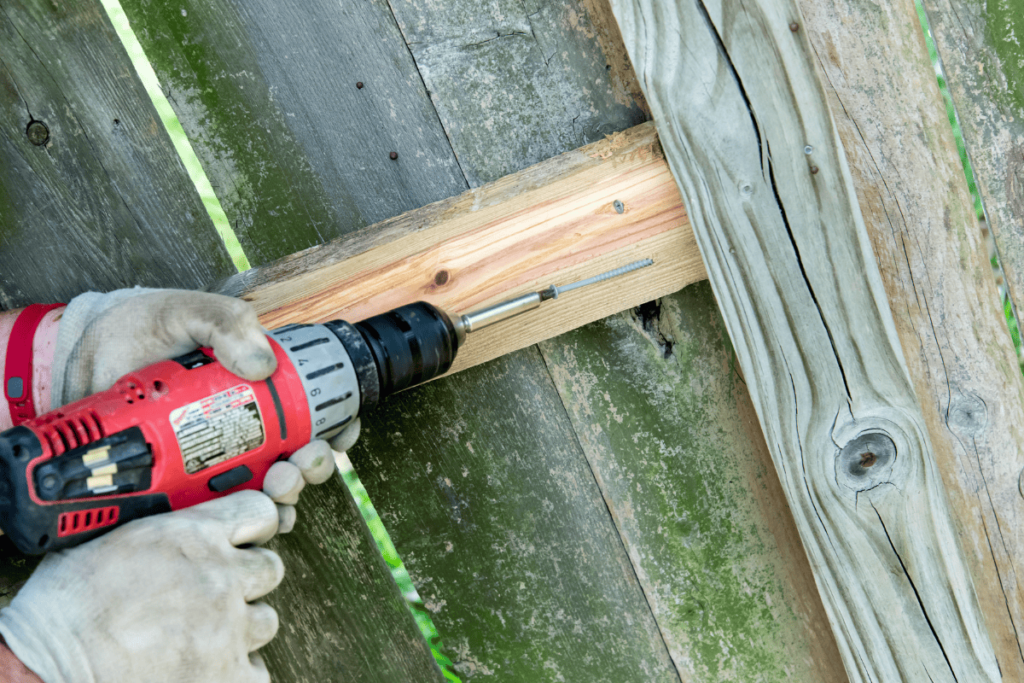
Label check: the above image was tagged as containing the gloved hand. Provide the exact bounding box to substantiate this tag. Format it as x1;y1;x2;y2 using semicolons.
0;288;364;682
49;287;359;529
0;491;285;683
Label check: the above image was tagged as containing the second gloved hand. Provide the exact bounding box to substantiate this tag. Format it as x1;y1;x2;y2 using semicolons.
0;491;286;683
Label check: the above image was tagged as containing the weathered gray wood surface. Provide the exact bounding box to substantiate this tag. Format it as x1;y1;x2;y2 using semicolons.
0;2;446;681
1;0;855;678
262;473;443;682
609;0;1001;679
118;0;469;265
799;0;1024;675
0;0;234;309
921;0;1024;323
540;285;848;680
385;0;647;186
351;349;682;681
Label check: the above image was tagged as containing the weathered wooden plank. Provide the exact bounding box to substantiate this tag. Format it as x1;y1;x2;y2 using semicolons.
921;0;1024;319
0;0;234;309
348;348;681;681
262;472;444;683
118;0;469;266
213;123;703;376
539;283;848;681
799;0;1024;675
385;0;647;186
609;0;1001;679
0;5;448;677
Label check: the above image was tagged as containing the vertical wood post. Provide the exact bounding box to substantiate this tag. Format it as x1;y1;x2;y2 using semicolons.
609;0;1002;678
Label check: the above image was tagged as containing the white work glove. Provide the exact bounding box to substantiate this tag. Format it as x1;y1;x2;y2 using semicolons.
0;289;364;682
49;287;359;529
0;491;285;683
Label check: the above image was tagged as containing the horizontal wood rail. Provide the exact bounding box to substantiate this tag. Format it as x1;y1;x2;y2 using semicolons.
215;122;704;375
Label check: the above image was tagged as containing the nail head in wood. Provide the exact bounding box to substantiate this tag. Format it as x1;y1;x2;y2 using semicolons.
810;165;819;174
26;120;49;146
389;151;398;160
356;82;364;89
789;22;800;32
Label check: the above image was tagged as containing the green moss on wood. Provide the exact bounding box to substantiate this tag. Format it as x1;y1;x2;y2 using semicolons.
117;0;343;265
986;0;1024;114
539;283;844;681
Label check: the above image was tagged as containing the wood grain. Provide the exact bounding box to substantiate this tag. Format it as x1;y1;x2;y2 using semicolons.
261;473;445;682
383;0;648;186
348;347;682;682
539;284;849;681
118;0;469;266
609;0;1000;679
921;0;1024;320
0;0;234;309
215;123;705;376
800;0;1024;675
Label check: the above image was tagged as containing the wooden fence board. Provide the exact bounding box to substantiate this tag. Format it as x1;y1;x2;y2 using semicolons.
609;0;1001;678
262;473;444;683
348;348;682;682
798;0;1024;675
539;283;848;681
0;4;447;679
118;0;469;266
385;0;647;186
922;0;1024;327
0;0;233;308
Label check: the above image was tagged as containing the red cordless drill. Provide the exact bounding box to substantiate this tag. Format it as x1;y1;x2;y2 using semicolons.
0;260;652;554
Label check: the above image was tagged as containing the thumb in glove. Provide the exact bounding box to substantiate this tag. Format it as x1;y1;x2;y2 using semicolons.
53;289;276;407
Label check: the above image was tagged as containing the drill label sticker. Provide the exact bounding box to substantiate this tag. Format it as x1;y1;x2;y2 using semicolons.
169;385;265;474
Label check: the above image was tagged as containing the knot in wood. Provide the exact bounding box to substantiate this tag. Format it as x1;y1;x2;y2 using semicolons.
836;431;896;492
26;120;49;146
946;393;987;436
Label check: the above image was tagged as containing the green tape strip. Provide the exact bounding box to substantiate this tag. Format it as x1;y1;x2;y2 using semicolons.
100;0;251;273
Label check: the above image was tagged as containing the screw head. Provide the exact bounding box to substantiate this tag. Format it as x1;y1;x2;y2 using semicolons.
804;145;813;155
26;120;49;146
42;474;58;489
356;82;364;89
789;22;800;32
389;151;398;160
613;200;625;214
810;165;819;174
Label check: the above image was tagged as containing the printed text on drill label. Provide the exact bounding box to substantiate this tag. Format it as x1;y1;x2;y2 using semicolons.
169;385;265;474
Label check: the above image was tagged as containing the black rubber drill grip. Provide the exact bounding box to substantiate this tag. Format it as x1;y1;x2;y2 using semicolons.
348;302;459;403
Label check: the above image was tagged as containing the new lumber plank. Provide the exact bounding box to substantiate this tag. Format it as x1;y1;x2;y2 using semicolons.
800;0;1024;674
216;122;705;376
608;0;1001;679
0;0;234;308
